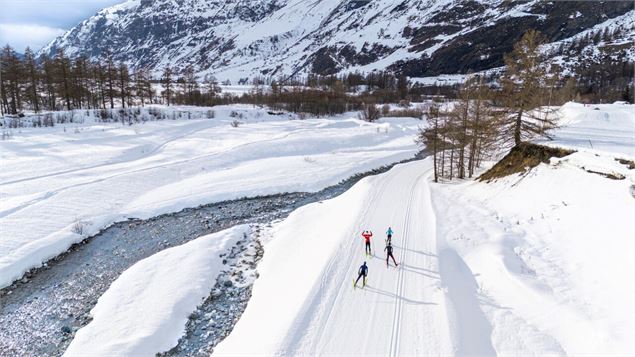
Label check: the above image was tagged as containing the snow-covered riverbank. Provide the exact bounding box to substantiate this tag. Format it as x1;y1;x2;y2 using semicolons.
0;105;422;288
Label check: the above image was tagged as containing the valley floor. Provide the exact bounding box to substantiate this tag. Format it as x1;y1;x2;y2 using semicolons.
1;102;633;356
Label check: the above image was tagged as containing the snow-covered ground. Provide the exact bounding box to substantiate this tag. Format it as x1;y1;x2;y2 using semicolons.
63;225;249;356
215;159;450;356
0;105;421;289
213;102;634;355
538;101;635;157
4;102;634;355
432;150;634;355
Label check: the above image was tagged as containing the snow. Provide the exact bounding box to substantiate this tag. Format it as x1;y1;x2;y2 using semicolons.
410;73;469;87
214;159;454;356
431;150;634;354
0;105;421;288
538;102;635;157
213;102;634;355
63;225;249;356
4;100;634;354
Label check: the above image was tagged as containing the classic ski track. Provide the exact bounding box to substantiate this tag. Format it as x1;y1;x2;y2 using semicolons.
388;170;425;357
215;161;450;356
303;174;393;354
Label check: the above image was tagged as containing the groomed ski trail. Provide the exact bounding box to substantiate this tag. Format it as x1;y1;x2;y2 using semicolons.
215;159;458;356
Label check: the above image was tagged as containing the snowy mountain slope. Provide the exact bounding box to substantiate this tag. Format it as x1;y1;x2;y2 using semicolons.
541;10;635;74
39;0;634;80
0;105;421;289
64;225;249;356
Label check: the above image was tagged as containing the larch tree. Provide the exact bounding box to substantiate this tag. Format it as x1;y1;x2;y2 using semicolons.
23;48;40;113
118;63;130;108
162;65;173;106
500;30;559;146
106;52;116;109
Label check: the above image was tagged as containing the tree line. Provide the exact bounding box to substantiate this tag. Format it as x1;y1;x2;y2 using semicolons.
1;27;632;121
0;47;160;115
0;46;234;115
417;30;581;182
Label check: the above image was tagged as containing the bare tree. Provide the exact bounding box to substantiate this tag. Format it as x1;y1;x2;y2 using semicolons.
105;52;116;109
500;30;559;146
162;65;173;106
23;47;40;112
118;63;130;108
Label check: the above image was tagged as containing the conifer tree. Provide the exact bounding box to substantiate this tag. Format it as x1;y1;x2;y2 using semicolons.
500;30;559;146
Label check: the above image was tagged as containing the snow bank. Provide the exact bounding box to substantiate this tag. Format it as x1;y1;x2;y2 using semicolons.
214;175;373;355
432;150;634;355
0;105;421;288
63;225;249;357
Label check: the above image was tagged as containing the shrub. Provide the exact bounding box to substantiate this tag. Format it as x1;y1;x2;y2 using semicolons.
359;103;381;122
381;104;391;116
386;108;425;119
72;220;86;236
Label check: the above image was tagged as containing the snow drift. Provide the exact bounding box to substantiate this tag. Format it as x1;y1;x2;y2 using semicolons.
63;225;249;356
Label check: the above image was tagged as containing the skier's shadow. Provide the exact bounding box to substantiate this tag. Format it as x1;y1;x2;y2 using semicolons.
400;264;440;280
392;245;437;257
363;286;437;306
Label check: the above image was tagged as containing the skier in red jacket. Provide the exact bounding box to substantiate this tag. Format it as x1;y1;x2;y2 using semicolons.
361;230;373;256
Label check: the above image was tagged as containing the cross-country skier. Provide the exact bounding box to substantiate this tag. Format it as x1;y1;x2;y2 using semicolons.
354;261;369;288
386;226;394;245
361;230;373;256
385;242;398;267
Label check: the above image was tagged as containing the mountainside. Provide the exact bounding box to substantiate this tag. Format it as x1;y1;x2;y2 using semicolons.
40;0;634;81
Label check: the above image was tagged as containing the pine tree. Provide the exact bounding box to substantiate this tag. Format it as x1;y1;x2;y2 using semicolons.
397;74;408;100
183;65;198;104
134;68;151;107
416;104;442;182
105;52;116;109
1;45;22;114
41;54;57;110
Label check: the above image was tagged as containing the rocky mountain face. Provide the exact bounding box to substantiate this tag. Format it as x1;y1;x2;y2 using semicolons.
40;0;634;81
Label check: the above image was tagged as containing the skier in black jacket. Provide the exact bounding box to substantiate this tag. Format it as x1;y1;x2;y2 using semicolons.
385;242;398;267
354;261;368;288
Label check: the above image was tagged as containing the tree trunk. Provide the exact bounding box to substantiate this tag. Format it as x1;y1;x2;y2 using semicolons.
514;109;523;146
